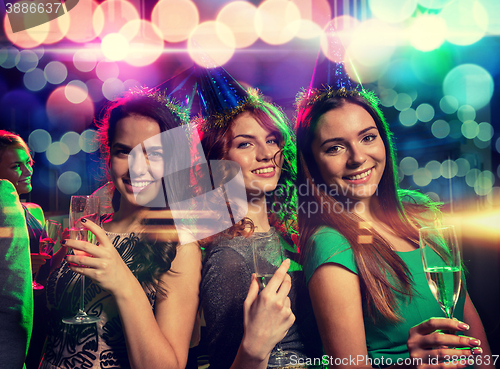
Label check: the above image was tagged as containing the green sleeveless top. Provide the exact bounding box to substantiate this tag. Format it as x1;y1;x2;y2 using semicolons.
304;226;467;365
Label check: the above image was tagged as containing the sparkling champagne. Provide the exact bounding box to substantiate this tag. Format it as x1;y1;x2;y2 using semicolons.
256;273;273;290
69;228;94;256
424;266;461;317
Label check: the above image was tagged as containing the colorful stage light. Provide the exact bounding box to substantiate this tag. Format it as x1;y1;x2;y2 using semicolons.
16;50;39;73
73;50;98;73
441;159;459;179
440;95;459;114
24;68;47;92
291;0;331;39
431;120;450;139
102;77;125;100
369;0;417;24
400;157;419;176
408;15;446;52
96;61;119;82
65;81;89;104
57;171;82;194
416;103;435;123
441;0;487;46
399;108;417;127
46;86;94;131
60;0;99;43
101;33;130;61
457;105;476;122
3;13;45;49
44;61;67;85
121;20;164;67
46;142;70;165
413;168;432;187
425;160;442;179
60;131;81;155
28;129;52;153
79;130;99;153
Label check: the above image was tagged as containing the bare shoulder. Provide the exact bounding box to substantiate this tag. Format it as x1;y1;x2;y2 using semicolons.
23;202;45;225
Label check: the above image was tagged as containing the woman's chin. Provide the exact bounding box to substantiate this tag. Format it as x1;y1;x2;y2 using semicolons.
134;182;166;207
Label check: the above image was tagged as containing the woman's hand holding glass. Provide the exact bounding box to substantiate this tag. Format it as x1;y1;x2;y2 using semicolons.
240;258;295;363
407;318;482;368
65;219;137;298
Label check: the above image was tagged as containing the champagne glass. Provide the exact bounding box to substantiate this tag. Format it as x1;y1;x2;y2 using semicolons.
419;225;462;319
252;232;299;367
62;195;100;325
32;220;61;290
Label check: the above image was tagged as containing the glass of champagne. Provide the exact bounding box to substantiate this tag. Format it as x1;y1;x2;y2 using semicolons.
62;195;100;325
33;219;61;290
252;232;299;367
419;225;462;319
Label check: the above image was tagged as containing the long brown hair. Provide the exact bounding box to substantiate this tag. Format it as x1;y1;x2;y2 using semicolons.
197;96;297;244
296;90;440;321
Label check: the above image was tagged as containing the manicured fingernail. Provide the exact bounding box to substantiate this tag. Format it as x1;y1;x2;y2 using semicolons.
471;347;482;355
96;242;99;246
61;240;66;245
81;218;87;223
470;339;481;346
458;322;470;330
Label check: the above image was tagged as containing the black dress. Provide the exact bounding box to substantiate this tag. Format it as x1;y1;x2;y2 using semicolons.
200;228;323;369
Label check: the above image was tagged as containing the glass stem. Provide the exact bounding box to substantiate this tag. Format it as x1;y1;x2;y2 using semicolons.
80;275;85;313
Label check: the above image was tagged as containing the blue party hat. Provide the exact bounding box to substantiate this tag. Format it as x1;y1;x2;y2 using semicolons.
195;63;264;130
156;66;199;117
297;21;364;110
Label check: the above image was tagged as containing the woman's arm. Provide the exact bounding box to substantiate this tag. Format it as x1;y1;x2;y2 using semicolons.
462;292;494;369
309;263;480;369
308;262;371;369
66;220;202;369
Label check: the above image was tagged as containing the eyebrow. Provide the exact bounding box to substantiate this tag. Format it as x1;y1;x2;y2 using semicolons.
320;126;378;147
232;132;277;141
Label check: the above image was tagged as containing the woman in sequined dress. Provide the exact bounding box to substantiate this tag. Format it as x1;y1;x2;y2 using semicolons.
39;89;201;369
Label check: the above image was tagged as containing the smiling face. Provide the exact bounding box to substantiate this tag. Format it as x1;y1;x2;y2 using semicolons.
110;115;165;208
311;101;386;205
0;146;33;195
226;112;283;198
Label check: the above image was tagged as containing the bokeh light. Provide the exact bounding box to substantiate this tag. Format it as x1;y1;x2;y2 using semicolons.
65;81;89;104
409;15;447;52
102;78;125;101
291;0;331;39
399;108;417;127
473;137;490;149
188;21;236;67
73;49;98;73
477;122;494;142
121;20;164;67
152;0;199;43
461;120;479;139
28;129;52;153
80;130;99;153
413;168;432;187
416;103;434;122
457;105;476;122
425;160;442;179
479;0;500;35
60;132;81;155
495;137;500;153
217;2;258;48
16;50;38;73
41;10;69;45
379;89;398;107
58;0;100;43
0;47;20;69
93;0;140;39
441;159;459;179
44;61;67;85
440;95;459;114
394;93;412;111
441;0;487;46
474;170;495;196
23;68;47;92
96;61;119;82
411;48;453;86
101;33;130;61
400;157;419;176
369;0;417;23
455;158;470;177
46;142;70;165
57;171;82;195
46;86;95;131
86;79;104;103
431;120;450;139
466;168;480;187
348;20;398;68
4;12;46;49
255;0;301;45
443;64;494;110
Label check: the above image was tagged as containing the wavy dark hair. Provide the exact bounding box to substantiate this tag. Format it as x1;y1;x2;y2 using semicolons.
97;88;188;296
197;95;298;245
296;89;441;322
